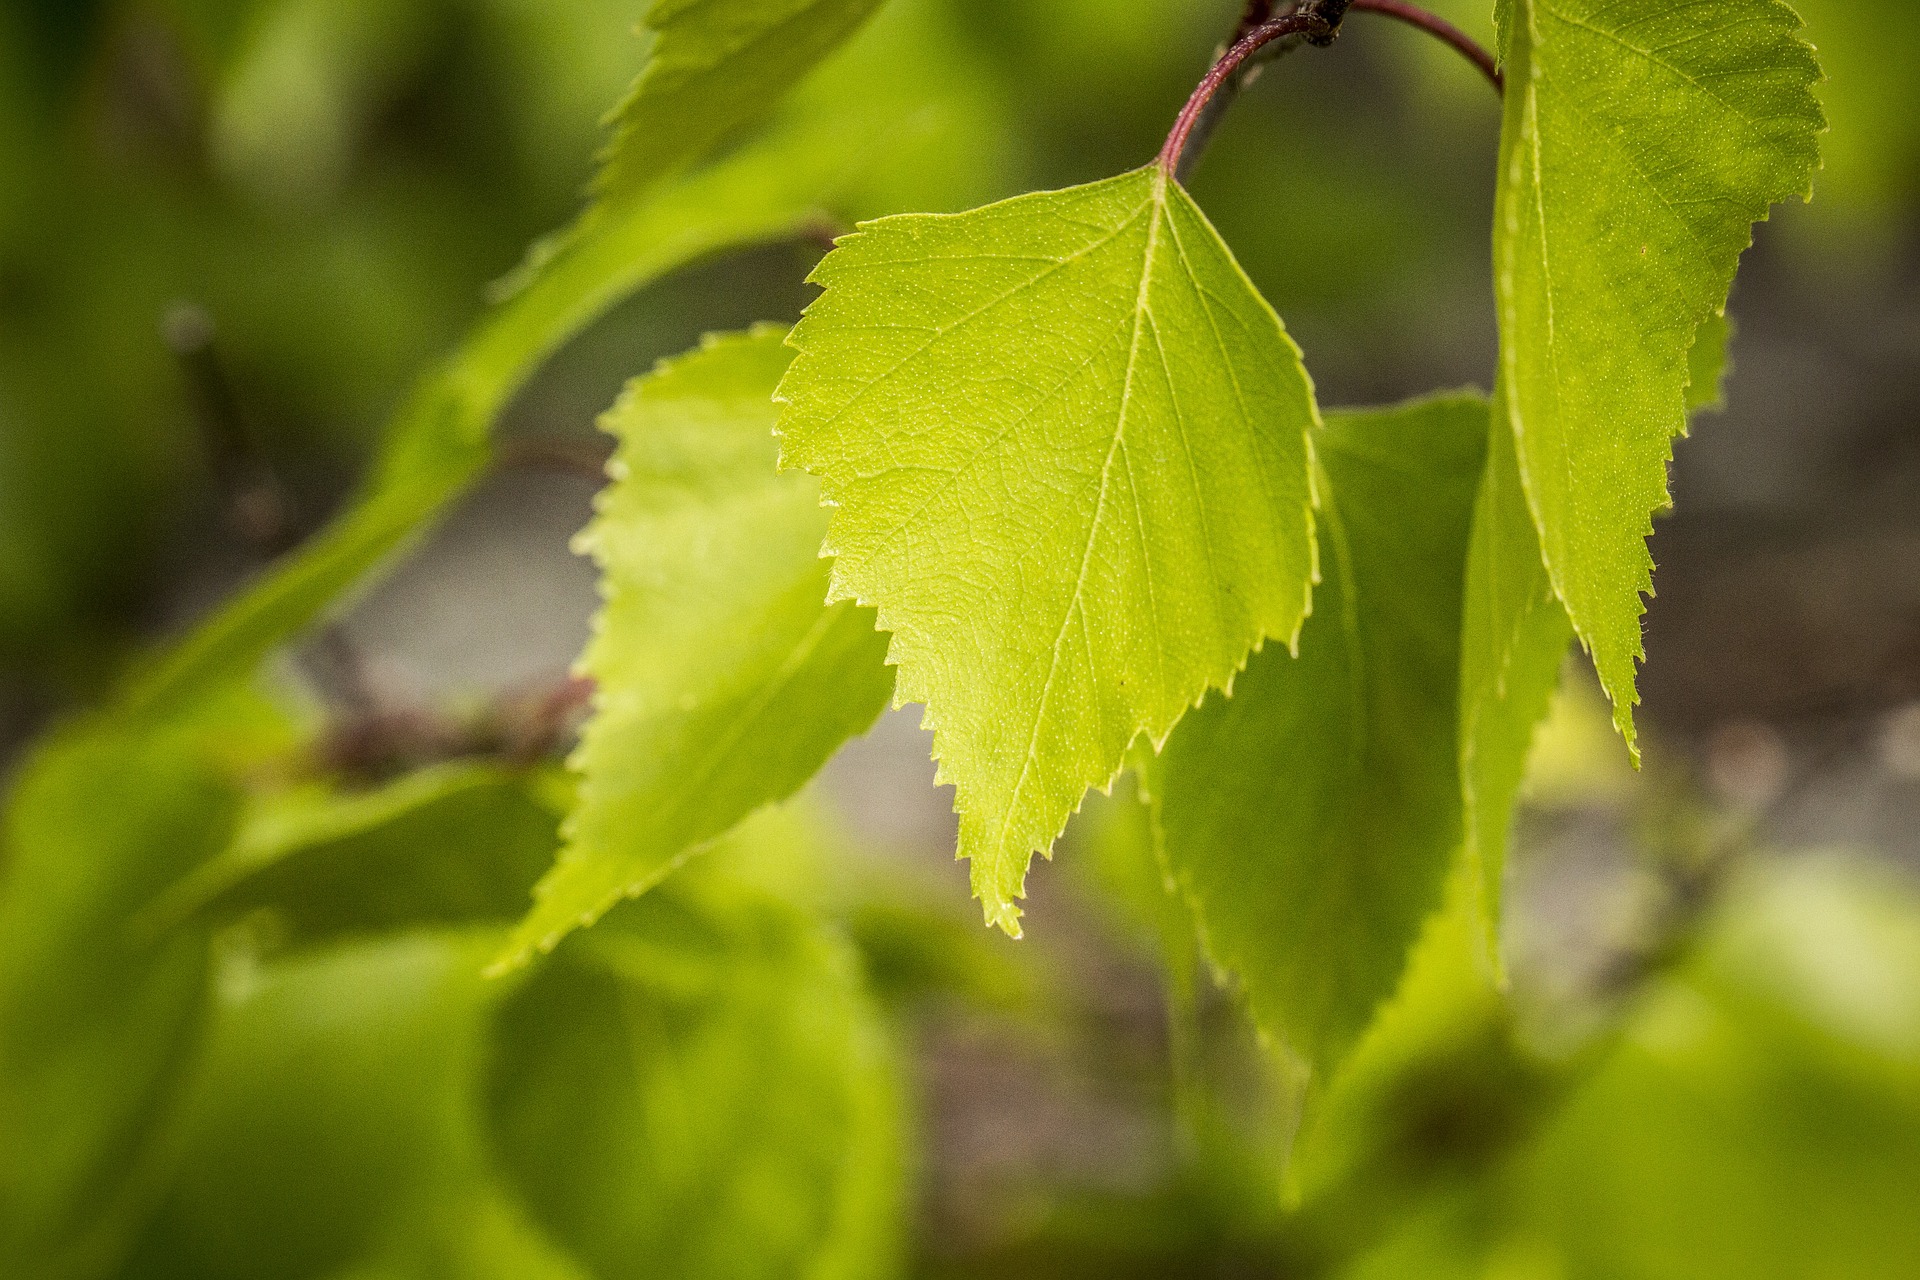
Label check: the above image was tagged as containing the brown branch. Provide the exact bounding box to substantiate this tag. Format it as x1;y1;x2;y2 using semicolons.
495;437;613;483
315;672;596;782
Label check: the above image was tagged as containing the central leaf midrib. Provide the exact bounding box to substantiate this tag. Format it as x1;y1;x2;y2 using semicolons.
992;175;1172;868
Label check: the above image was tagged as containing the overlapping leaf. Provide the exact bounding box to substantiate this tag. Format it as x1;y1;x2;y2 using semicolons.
1460;318;1731;958
498;329;893;971
1493;0;1822;748
1155;396;1486;1069
124;813;904;1280
1458;414;1572;955
777;166;1319;933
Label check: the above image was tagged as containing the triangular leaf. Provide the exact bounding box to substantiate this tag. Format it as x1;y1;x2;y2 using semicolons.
777;166;1319;934
498;329;894;971
1155;395;1487;1070
1494;0;1822;749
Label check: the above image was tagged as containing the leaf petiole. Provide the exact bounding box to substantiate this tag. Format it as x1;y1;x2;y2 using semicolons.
1159;0;1501;179
1158;11;1330;176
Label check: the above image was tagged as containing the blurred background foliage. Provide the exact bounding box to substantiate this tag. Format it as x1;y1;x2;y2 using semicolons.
2;0;1918;1276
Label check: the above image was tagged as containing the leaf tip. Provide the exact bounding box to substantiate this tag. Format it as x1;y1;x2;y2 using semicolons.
983;899;1024;940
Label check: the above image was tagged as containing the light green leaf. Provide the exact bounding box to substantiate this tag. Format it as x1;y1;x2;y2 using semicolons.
1155;395;1486;1070
498;329;893;971
777;166;1320;934
1494;0;1823;748
1458;413;1572;959
595;0;889;206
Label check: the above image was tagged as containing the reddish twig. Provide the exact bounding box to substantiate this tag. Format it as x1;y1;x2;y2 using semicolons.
1349;0;1502;91
1159;12;1332;175
1160;0;1502;179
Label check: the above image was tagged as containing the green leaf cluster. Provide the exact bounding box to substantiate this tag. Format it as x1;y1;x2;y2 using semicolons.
754;0;1826;1076
11;1;1902;1275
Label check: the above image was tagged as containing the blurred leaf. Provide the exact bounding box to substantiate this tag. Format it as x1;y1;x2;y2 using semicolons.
131;809;907;1278
150;760;563;949
785;0;1025;218
1157;396;1487;1071
1320;858;1920;1278
0;717;242;1276
499;328;893;970
211;0;444;205
1517;673;1636;811
1492;0;1823;748
1499;858;1920;1278
777;166;1319;934
594;0;888;207
1073;766;1195;992
842;892;1041;1016
1783;0;1920;230
470;0;650;193
138;930;531;1279
490;845;907;1280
